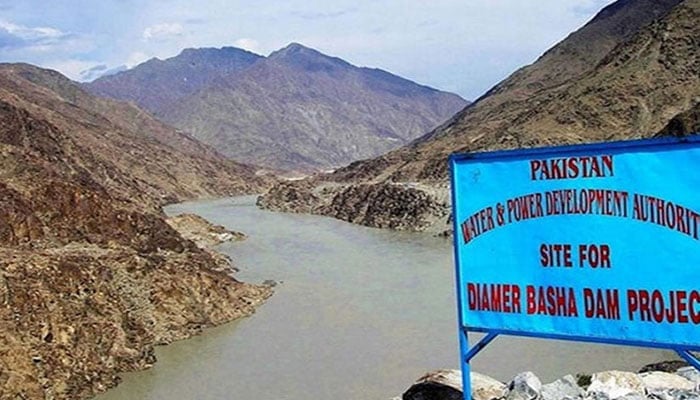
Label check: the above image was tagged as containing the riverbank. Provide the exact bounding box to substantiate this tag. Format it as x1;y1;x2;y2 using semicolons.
0;208;271;399
399;364;700;400
257;179;452;235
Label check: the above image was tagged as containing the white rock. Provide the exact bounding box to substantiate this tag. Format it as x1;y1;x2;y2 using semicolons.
587;371;645;400
584;392;610;400
615;394;646;400
542;374;584;400
472;371;507;400
218;232;233;241
677;366;700;390
647;389;700;400
640;371;695;392
507;371;542;400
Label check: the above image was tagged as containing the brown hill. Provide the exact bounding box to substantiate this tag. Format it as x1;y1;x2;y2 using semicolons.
86;44;468;172
1;63;271;207
258;0;699;233
0;64;273;399
85;47;262;116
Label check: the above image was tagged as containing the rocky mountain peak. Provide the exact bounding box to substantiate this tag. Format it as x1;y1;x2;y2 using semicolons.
267;42;352;72
175;46;262;65
84;45;262;115
269;42;315;57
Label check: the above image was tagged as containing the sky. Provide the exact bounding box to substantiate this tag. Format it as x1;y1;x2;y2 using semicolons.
0;0;615;100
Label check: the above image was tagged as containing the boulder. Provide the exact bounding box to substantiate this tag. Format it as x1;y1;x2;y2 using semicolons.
472;372;508;400
676;367;700;390
587;371;645;400
402;370;508;400
640;371;695;392
645;389;700;400
506;371;542;400
615;394;646;400
403;369;463;400
400;368;700;400
541;374;584;400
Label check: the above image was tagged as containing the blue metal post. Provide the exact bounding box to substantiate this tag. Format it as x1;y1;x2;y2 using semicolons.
450;156;470;400
464;332;499;362
460;328;471;400
462;332;501;399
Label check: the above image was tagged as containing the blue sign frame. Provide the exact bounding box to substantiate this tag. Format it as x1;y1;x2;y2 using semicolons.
450;135;700;400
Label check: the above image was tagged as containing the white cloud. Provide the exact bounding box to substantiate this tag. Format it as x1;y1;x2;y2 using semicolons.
0;20;63;39
43;59;102;81
143;22;184;41
233;38;260;53
0;19;68;49
79;63;127;81
125;51;151;68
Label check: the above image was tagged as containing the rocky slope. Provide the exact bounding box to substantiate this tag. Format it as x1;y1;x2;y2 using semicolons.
85;44;468;172
259;0;700;234
85;47;262;117
656;101;700;136
0;64;273;399
1;63;272;208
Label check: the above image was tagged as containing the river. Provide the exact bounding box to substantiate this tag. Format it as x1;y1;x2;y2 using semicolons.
96;196;673;400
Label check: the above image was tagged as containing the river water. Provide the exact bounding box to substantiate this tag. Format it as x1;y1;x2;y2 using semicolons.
97;196;673;400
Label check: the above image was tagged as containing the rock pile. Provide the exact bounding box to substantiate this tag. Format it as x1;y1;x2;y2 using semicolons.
401;367;700;400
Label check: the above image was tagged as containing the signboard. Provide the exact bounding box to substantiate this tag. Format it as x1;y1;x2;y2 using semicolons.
449;136;700;399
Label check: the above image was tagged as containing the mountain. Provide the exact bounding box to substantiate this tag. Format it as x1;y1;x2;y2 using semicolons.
86;47;262;116
0;64;272;399
5;63;271;204
463;0;685;112
85;44;468;172
258;0;699;233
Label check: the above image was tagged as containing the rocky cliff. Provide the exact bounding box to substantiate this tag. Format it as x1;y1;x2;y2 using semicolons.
657;102;700;136
0;64;272;399
259;0;700;234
